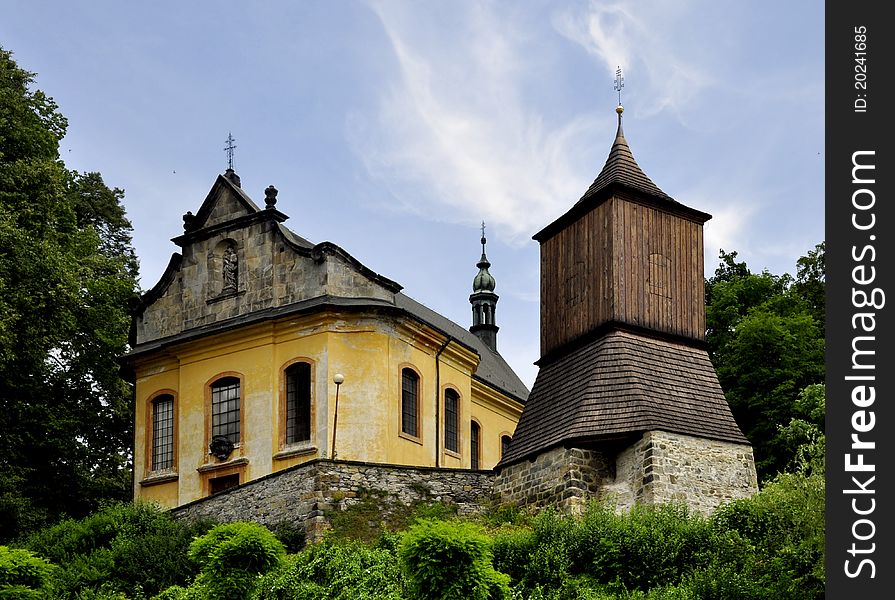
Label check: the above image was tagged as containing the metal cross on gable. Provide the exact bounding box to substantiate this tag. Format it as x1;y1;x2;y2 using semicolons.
614;66;624;105
224;132;237;171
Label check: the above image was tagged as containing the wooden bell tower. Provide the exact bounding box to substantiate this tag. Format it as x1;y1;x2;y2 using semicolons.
534;103;711;360
496;77;757;514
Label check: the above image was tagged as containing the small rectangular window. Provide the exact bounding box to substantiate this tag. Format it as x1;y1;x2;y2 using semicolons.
209;473;239;495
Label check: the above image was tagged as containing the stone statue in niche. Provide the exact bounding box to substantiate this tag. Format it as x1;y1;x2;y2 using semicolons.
222;245;238;293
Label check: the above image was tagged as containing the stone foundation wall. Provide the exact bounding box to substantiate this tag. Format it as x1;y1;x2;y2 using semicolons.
495;431;757;516
171;459;493;541
492;446;613;513
626;431;758;515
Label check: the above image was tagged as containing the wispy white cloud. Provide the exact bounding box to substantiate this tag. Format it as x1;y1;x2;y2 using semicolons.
349;1;605;245
552;0;713;119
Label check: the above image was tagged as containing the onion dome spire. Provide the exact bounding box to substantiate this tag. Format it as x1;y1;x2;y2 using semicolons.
472;224;496;292
469;222;499;351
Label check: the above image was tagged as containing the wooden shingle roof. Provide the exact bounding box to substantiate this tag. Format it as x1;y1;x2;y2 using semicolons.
578;113;672;204
498;329;749;468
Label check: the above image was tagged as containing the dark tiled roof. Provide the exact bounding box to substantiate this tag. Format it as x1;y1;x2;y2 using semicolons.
498;329;748;467
577;117;672;204
395;293;529;403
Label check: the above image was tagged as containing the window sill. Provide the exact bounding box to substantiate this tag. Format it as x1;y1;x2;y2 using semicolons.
443;449;462;460
399;431;423;446
139;471;179;487
197;457;249;473
273;445;317;460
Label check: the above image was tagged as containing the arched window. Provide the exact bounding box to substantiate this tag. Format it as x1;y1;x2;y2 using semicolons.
444;389;460;453
470;421;481;470
501;435;512;459
151;394;175;471
211;377;241;445
401;368;419;437
285;362;312;444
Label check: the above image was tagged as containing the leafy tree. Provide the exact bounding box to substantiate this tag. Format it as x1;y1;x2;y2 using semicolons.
704;247;825;481
0;46;139;542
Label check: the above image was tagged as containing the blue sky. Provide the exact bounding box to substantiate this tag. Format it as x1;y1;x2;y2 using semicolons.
3;1;824;388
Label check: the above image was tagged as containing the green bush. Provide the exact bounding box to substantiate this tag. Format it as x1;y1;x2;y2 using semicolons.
0;545;55;598
572;502;715;591
22;501;214;598
254;538;404;599
399;519;510;600
712;470;825;598
188;522;286;600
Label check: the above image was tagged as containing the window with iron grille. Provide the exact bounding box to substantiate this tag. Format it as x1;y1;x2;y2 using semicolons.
151;394;174;471
501;435;512;458
470;421;480;470
211;377;240;444
444;389;459;452
285;362;311;444
401;368;419;437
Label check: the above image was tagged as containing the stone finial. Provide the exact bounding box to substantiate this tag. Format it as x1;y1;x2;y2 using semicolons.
265;185;278;209
183;211;196;232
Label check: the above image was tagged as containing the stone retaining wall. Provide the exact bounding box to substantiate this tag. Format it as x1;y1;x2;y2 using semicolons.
171;458;493;541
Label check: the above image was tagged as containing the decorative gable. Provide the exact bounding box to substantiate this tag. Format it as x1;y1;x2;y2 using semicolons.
132;172;400;346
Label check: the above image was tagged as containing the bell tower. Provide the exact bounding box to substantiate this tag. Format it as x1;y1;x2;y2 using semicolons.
496;73;757;515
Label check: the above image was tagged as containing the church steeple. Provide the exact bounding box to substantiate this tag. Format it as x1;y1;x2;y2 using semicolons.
469;222;499;351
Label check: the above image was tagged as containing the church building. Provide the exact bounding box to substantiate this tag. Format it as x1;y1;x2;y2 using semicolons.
125;90;757;525
124;169;528;509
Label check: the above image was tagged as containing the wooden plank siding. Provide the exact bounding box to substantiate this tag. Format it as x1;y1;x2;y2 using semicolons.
540;194;705;356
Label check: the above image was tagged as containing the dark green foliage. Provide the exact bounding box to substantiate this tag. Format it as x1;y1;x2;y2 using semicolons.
399;519;510;600
254;538;404;600
572;503;715;591
188;522;286;600
272;521;307;554
0;46;139;541
21;502;213;599
0;545;55;598
704;246;825;481
713;470;825;599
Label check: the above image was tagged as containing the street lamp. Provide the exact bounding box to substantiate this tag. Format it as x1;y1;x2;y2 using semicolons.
331;373;344;459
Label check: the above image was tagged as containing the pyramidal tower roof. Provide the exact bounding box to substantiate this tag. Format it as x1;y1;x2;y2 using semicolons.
578;105;672;204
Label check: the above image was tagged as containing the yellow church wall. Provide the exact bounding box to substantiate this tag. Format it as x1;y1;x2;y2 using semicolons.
470;380;523;469
132;310;524;509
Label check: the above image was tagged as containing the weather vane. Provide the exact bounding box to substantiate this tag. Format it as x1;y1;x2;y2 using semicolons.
481;221;487;248
613;66;624;106
224;132;237;171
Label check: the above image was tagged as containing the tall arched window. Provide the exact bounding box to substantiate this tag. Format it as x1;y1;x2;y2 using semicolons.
151;394;175;471
285;362;312;444
444;389;460;453
470;421;481;470
211;377;241;445
401;368;419;437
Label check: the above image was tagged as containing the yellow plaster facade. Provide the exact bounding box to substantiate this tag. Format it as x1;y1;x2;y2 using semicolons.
127;172;528;509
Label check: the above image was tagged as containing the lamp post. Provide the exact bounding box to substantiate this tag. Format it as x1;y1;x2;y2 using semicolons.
331;373;344;460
